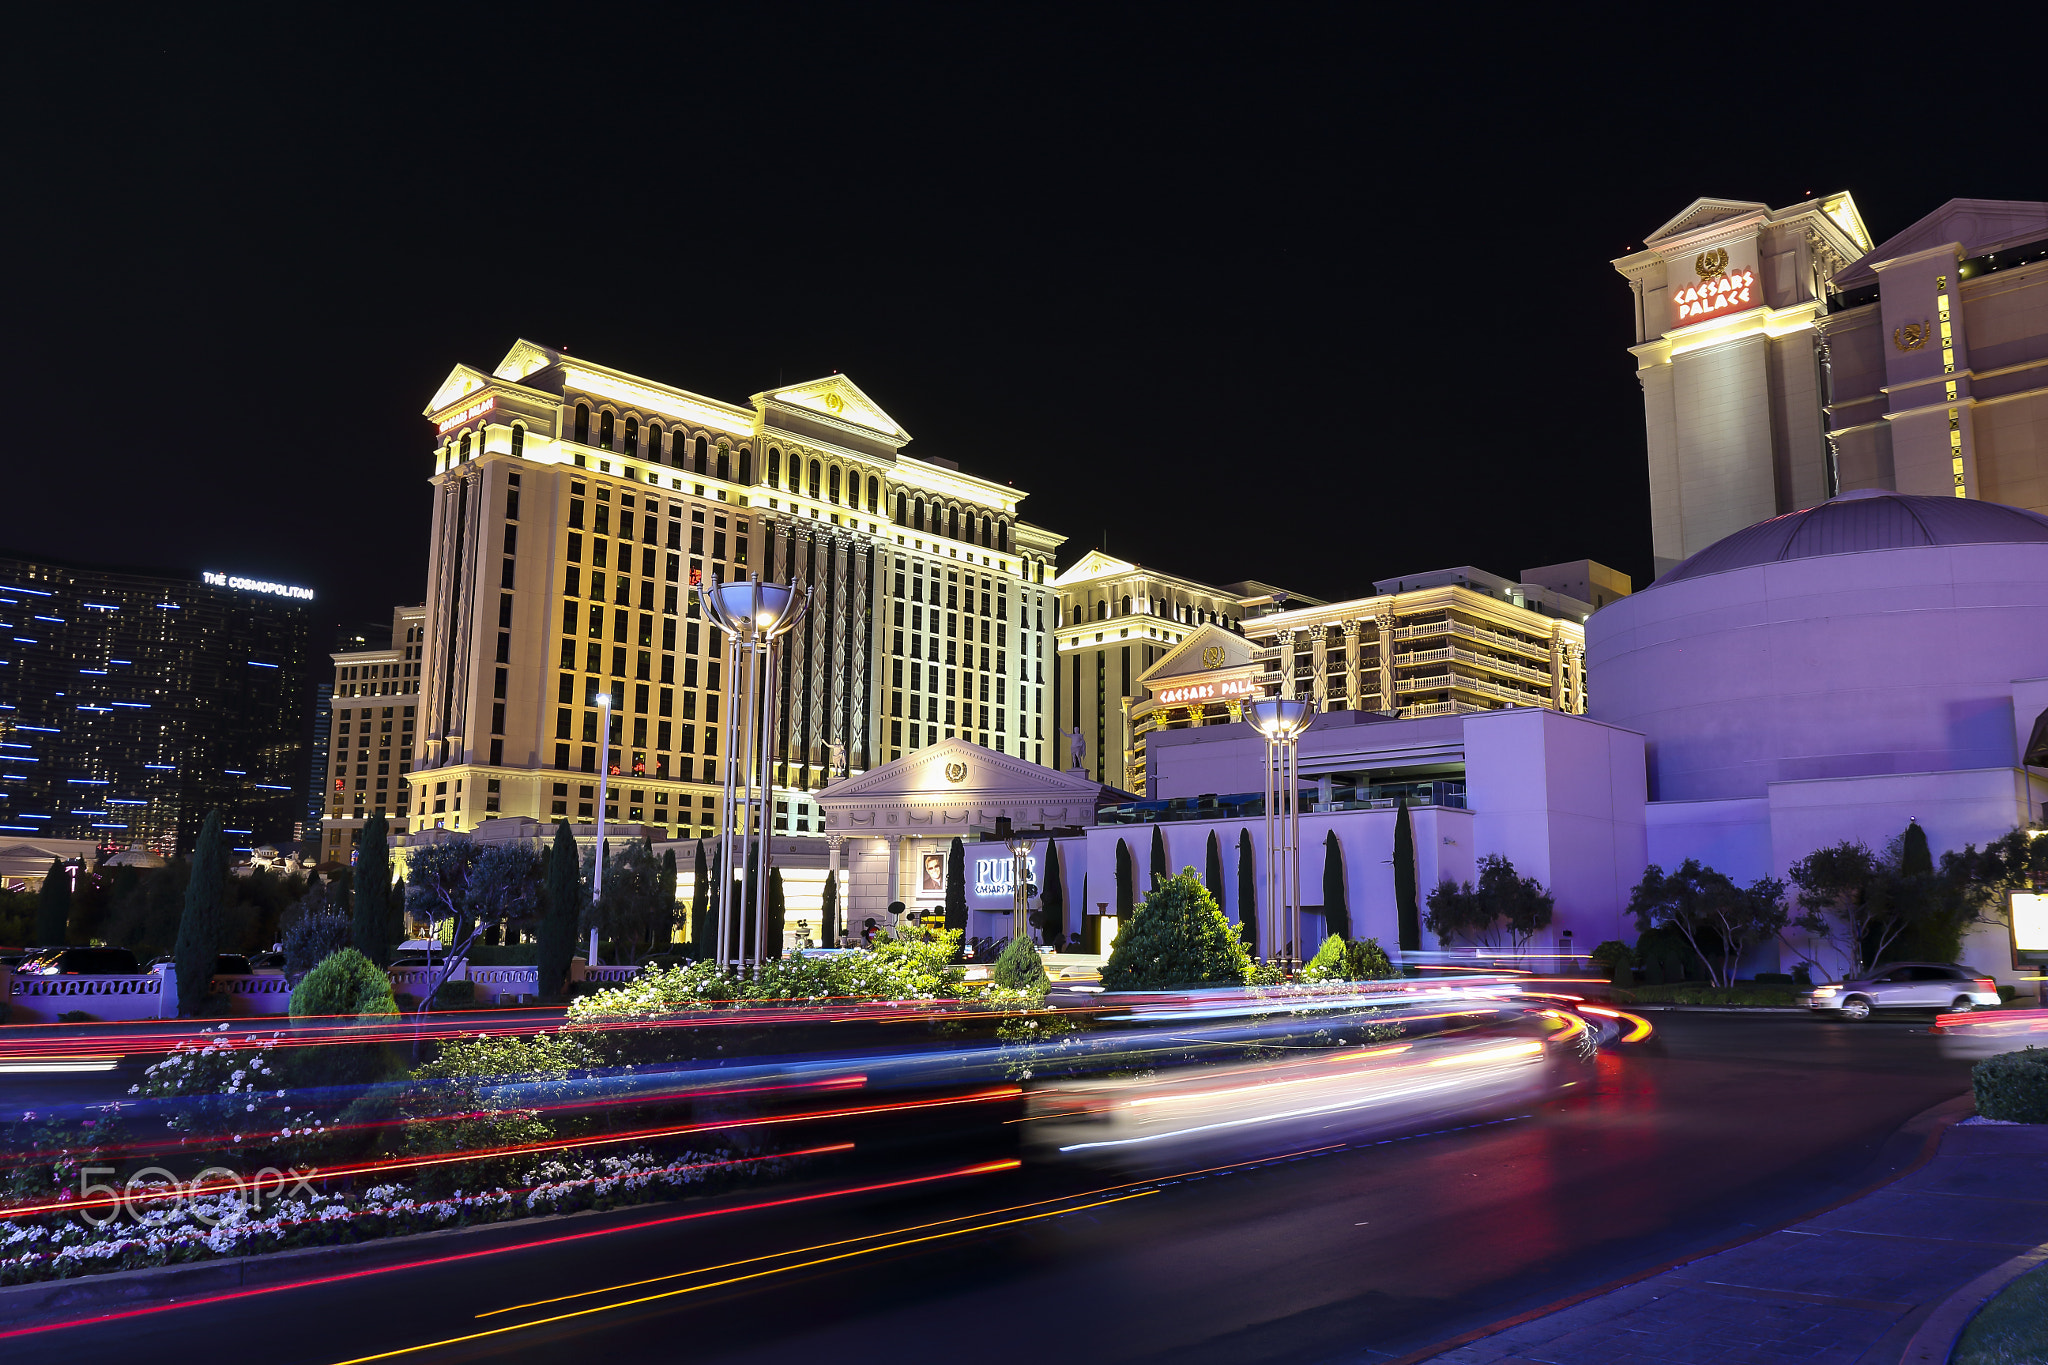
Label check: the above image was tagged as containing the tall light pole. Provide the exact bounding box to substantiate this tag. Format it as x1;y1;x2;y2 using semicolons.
1011;833;1036;945
1247;696;1312;973
699;575;810;974
590;690;612;966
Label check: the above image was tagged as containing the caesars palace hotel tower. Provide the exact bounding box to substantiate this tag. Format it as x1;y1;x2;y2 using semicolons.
1615;194;2048;577
408;340;1063;838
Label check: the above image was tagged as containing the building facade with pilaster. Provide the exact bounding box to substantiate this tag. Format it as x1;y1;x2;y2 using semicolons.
406;341;1062;841
1615;194;2048;579
317;604;426;861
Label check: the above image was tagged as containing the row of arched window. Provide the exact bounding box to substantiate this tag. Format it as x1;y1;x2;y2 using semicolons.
890;491;1012;552
569;403;752;483
763;448;881;514
1066;593;1236;631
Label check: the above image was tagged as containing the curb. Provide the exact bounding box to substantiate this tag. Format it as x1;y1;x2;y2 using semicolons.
1625;1004;1803;1014
1382;1091;1978;1365
1898;1239;2048;1365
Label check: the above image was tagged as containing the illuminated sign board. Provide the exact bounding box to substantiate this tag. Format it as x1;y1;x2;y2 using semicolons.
1672;265;1758;326
2013;891;2048;953
436;395;495;434
202;571;315;601
1155;677;1257;706
974;853;1039;901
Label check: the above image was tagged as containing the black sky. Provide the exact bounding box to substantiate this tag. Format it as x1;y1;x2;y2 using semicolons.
5;5;2041;641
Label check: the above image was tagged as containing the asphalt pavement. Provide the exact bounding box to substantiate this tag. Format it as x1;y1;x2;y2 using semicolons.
7;1010;1995;1364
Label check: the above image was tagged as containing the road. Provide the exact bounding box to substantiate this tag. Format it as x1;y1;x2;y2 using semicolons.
20;1012;1987;1364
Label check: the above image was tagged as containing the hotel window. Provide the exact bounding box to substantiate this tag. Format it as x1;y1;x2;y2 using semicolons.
768;448;781;487
694;436;708;474
647;422;662;462
623;416;638;455
867;475;879;512
512;425;524;459
829;466;841;504
716;444;730;481
574;405;590;444
738;448;752;483
599;410;615;450
894;492;907;525
809;459;822;498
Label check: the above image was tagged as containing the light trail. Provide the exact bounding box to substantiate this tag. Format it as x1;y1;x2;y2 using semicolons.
0;1159;1024;1341
1577;1004;1653;1041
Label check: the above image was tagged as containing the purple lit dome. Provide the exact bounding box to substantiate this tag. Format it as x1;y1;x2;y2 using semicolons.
1654;489;2048;587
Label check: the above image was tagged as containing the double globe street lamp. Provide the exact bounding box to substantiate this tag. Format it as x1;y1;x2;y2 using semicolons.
698;576;811;973
1246;696;1312;973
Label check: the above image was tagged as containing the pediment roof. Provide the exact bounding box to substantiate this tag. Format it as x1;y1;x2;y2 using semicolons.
423;364;498;417
817;738;1118;807
1836;198;2048;289
754;374;907;442
1052;550;1140;586
1138;622;1261;687
1644;198;1771;246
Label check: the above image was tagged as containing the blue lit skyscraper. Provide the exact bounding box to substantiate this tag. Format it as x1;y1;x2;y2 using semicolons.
0;553;314;854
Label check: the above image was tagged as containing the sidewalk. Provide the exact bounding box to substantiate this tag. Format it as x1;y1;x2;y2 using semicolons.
1414;1112;2048;1365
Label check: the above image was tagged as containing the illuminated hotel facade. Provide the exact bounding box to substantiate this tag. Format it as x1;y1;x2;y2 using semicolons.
1616;195;2048;578
405;341;1062;839
1054;552;1612;796
317;604;425;859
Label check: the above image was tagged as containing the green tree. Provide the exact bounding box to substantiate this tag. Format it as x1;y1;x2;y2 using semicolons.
1150;826;1168;889
1204;830;1224;910
34;859;70;944
288;946;399;1018
173;810;227;1015
993;934;1048;990
1393;798;1420;951
1038;840;1065;946
407;837;486;949
766;866;787;959
944;837;968;936
1424;854;1554;949
1101;869;1252;991
690;842;714;960
469;842;544;944
1628;859;1787;987
1900;820;1933;877
1321;832;1348;939
537;822;583;998
1236;828;1256;955
1115;839;1135;917
819;866;838;948
587;839;663;958
352;814;392;966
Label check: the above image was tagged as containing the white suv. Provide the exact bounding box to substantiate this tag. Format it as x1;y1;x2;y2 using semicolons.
1804;962;2000;1020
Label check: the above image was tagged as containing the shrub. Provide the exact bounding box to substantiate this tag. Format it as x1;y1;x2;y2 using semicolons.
1101;870;1251;991
397;1031;598;1193
290;948;399;1019
993;936;1049;991
1974;1047;2048;1123
1589;939;1633;984
1303;935;1400;983
283;908;352;980
431;979;477;1009
1303;935;1345;980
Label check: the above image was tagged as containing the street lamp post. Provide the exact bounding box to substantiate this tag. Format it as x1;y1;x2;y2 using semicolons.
590;690;612;966
1011;834;1036;946
699;576;810;975
1246;696;1312;974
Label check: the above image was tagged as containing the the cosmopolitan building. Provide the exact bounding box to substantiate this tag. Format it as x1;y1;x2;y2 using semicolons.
0;553;314;854
407;341;1063;840
1616;194;2048;578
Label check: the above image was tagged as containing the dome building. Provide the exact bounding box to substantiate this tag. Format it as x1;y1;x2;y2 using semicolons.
1587;490;2048;977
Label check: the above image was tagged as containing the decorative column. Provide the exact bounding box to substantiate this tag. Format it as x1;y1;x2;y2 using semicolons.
1550;629;1566;711
1308;624;1328;711
1343;621;1361;711
1278;629;1296;700
1376;611;1396;712
825;834;842;945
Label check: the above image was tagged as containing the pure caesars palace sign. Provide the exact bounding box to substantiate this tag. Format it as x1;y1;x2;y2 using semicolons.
1671;247;1758;326
973;852;1039;901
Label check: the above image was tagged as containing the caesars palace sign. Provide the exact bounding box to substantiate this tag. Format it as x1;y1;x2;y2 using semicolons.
1672;248;1758;326
1155;677;1257;706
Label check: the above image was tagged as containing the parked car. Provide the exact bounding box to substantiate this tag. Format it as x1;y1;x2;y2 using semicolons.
143;953;255;976
248;951;288;973
16;947;142;976
1803;962;2000;1019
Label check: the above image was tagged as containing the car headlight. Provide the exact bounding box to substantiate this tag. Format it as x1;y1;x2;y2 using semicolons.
1812;986;1840;997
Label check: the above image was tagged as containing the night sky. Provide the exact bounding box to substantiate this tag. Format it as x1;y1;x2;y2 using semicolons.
8;8;2040;642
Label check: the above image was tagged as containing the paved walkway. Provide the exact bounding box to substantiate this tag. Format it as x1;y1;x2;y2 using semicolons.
1418;1119;2048;1365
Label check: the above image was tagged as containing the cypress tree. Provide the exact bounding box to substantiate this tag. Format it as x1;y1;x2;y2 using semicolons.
944;837;968;935
1039;840;1065;946
1394;798;1420;951
1150;826;1168;889
691;842;714;960
1900;820;1933;877
658;848;678;948
173;810;227;1015
537;821;581;998
1322;830;1349;939
352;814;392;967
1204;831;1224;910
1236;828;1257;955
819;867;838;948
766;866;786;959
34;858;71;944
1115;840;1134;917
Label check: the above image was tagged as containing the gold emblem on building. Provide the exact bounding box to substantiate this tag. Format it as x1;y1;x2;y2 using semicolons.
943;760;967;783
1694;248;1729;279
1202;645;1226;669
824;391;845;414
1894;320;1931;351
